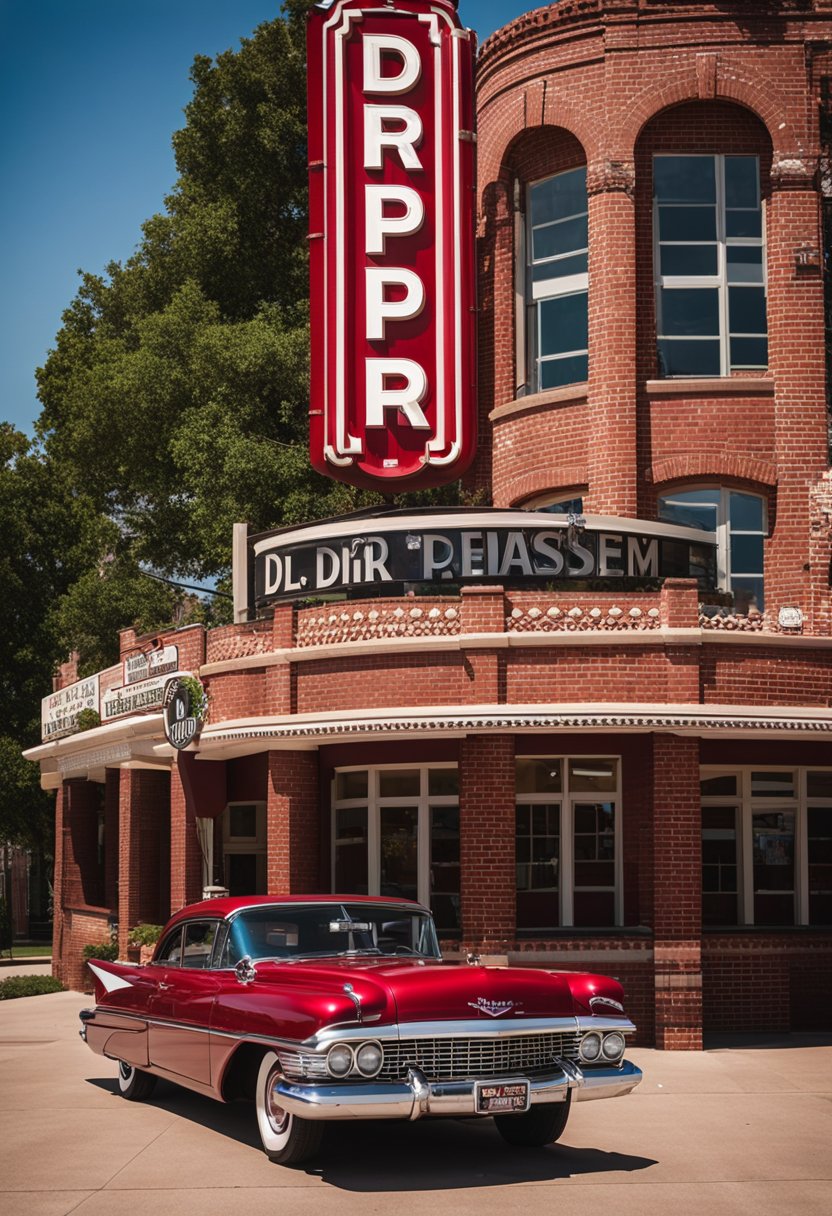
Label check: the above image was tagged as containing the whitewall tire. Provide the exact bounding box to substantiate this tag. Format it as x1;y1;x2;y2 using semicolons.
255;1051;324;1166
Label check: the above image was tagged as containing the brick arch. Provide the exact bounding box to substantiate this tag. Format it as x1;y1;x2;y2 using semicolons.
647;455;778;489
622;65;784;158
479;118;590;208
498;467;590;510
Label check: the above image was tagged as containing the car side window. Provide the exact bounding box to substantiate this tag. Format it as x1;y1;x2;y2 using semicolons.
154;927;184;967
181;921;219;970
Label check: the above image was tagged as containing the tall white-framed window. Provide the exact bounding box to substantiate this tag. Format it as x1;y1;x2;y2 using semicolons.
523;167;588;393
700;767;832;927
658;486;766;612
654;154;767;376
515;757;622;930
331;765;460;937
223;802;267;895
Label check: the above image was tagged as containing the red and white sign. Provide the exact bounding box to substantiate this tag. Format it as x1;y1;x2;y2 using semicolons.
308;0;477;490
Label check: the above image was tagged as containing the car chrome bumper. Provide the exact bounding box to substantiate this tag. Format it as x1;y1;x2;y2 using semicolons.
272;1058;642;1121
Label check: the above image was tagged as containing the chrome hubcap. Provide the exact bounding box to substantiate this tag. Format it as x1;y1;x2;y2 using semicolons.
119;1062;132;1081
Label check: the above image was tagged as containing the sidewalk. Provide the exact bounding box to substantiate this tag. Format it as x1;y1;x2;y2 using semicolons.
0;956;53;978
0;990;830;1216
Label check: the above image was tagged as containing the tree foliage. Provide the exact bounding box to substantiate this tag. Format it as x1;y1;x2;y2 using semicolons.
36;4;383;581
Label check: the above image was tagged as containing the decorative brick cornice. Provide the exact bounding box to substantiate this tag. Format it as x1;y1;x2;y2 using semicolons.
769;155;819;190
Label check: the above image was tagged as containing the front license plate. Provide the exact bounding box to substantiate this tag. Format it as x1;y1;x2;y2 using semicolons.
475;1080;530;1114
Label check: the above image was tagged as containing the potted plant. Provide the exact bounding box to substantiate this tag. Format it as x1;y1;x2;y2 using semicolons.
128;923;163;964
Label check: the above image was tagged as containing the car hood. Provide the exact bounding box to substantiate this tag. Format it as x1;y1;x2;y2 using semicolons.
252;957;584;1023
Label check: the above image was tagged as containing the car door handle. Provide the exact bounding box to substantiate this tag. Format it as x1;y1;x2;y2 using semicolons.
158;982;172;991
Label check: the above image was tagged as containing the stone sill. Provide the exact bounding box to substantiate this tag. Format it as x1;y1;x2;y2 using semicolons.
489;382;588;422
646;377;775;396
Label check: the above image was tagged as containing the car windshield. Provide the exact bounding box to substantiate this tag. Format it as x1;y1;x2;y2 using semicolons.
219;903;441;966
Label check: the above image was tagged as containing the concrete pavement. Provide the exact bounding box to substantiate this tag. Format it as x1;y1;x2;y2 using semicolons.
1;990;830;1216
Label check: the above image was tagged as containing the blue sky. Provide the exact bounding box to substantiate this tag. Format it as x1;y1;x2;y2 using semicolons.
0;0;531;435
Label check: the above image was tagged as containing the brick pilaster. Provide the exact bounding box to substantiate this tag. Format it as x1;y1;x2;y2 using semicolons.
459;735;515;948
104;769;120;913
652;735;703;1049
170;760;203;914
459;586;506;704
266;751;320;893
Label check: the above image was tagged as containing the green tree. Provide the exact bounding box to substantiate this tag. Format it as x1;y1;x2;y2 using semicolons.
36;4;383;582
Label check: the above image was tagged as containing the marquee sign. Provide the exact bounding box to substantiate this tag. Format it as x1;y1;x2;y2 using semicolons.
248;510;717;606
41;675;101;742
307;0;477;490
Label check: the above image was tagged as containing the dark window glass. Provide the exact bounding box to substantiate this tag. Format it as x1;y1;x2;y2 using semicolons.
808;772;832;798
702;806;739;926
658;207;717;242
516;803;559;931
533;215;588;262
731;578;765;614
729;287;767;335
701;774;738;796
380;807;418;902
540;353;589;389
658;338;721;377
229;805;258;838
573;890;615;927
516;759;562;795
753;811;795;926
729;492;765;532
661;288;720;336
430;806;460;937
379;770;421;798
530;167;587;225
536;497;584;515
539;293;588;356
730;534;764;574
730;337;768;368
660;245;718;276
751;772;794;797
334;807;368;894
569;760;616;793
532;252;588;282
725;156;759;209
335;771;368;800
725;210;762;239
654;156;716;203
727;246;764;284
428;768;458;796
155;929;183;966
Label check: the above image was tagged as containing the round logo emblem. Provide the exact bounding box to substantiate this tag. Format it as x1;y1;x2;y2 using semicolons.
163;677;204;750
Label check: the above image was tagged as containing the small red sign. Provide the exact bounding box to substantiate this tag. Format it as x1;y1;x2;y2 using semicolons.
308;0;477;490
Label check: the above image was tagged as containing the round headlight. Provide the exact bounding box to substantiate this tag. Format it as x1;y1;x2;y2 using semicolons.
602;1032;626;1061
355;1041;384;1078
326;1043;355;1078
580;1032;602;1062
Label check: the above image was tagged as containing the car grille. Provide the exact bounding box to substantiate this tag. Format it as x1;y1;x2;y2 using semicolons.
379;1032;582;1081
277;1031;582;1083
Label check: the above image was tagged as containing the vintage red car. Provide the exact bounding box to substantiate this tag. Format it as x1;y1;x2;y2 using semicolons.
81;895;642;1165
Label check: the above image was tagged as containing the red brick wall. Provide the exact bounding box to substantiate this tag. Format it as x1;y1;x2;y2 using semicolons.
459;735;516;945
266;751;321;893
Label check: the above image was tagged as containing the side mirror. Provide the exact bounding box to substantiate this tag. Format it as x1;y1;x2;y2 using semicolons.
235;955;257;986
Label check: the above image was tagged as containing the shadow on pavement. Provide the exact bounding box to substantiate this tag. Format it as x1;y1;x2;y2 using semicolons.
87;1075;657;1189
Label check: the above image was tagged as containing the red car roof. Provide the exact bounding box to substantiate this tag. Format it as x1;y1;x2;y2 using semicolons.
164;893;427;930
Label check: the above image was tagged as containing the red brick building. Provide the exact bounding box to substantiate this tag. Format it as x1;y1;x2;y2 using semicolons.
26;1;832;1047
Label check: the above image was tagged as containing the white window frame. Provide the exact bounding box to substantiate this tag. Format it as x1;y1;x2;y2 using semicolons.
658;484;766;610
331;764;459;911
521;168;589;395
700;766;832;926
516;756;622;928
653;153;767;377
222;801;267;895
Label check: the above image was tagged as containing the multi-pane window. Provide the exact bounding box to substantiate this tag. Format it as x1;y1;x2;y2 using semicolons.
332;766;460;938
654;154;767;376
658;487;766;612
700;768;832;927
516;757;620;930
526;168;588;391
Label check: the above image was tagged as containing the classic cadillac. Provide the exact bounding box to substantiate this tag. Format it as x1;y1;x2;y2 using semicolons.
81;896;642;1164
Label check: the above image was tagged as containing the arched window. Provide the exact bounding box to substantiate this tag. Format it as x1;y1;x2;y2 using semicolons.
658;486;767;612
525;167;588;391
653;155;767;376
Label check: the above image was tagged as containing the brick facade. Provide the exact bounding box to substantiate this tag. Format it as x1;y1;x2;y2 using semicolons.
38;3;832;1048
